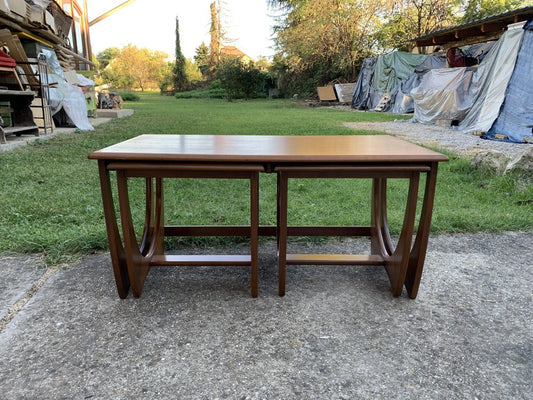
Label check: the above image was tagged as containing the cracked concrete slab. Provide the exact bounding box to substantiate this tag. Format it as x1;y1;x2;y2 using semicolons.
0;232;531;399
0;255;47;322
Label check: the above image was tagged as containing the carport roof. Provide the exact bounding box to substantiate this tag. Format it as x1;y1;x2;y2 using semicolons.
411;6;533;48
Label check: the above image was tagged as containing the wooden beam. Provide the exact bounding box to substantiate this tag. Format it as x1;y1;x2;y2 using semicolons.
89;0;137;26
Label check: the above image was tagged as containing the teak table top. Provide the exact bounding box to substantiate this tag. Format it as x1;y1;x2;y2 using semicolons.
88;134;449;163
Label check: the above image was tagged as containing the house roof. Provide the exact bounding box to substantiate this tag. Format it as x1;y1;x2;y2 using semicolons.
220;46;250;59
411;6;533;48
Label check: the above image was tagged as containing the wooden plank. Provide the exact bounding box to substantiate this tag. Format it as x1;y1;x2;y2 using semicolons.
286;253;384;265
149;254;251;267
0;29;39;86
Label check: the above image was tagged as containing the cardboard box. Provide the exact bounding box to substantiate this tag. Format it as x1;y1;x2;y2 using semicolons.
6;0;26;18
317;86;337;101
44;10;56;33
27;4;44;25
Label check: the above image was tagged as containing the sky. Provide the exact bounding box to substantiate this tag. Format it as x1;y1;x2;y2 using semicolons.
88;0;280;61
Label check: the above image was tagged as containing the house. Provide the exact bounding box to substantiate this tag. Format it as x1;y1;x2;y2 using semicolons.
220;45;253;64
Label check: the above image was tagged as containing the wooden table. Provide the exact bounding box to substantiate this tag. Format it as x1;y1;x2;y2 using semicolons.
89;134;448;299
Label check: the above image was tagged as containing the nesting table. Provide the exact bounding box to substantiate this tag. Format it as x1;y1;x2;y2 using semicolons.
89;134;448;299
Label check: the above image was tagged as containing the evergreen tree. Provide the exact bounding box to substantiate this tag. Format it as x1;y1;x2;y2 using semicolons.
173;17;189;92
209;1;221;71
194;42;210;76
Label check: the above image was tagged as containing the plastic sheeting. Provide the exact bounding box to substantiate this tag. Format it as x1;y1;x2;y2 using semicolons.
411;68;474;124
50;83;94;131
371;51;426;93
487;20;533;143
40;49;93;131
458;24;524;134
352;53;446;113
352;58;375;109
390;55;447;114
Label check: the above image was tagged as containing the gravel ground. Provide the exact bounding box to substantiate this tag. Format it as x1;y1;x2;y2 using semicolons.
343;118;529;159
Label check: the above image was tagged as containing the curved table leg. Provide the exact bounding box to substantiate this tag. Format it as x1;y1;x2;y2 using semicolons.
371;178;394;258
98;161;130;298
372;175;420;296
405;163;439;299
116;171;159;297
140;178;165;258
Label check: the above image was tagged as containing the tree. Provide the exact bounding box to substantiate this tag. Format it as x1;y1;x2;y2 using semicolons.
95;47;120;70
209;1;221;69
269;0;388;94
377;0;459;52
173;17;189;92
100;45;168;91
217;58;266;100
460;0;526;23
194;42;210;76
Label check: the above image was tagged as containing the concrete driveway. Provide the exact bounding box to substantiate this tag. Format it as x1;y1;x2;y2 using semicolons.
0;232;531;399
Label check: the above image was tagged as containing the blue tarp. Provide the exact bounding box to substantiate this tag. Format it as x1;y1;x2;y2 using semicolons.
351;58;376;109
486;20;533;143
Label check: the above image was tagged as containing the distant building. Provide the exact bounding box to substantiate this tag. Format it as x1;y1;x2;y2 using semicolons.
220;46;253;64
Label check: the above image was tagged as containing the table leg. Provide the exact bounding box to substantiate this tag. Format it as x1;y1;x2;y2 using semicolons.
97;161;130;298
371;178;394;257
277;171;288;296
250;173;259;297
372;175;420;296
116;171;156;297
405;164;439;299
140;177;165;258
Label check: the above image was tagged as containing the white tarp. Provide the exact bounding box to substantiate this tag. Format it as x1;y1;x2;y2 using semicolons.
411;67;474;124
40;49;93;131
458;24;524;134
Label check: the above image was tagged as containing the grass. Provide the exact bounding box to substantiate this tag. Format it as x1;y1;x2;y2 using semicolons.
0;92;531;264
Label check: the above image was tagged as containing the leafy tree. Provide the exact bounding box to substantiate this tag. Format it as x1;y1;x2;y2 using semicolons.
184;59;205;86
377;0;459;52
160;59;204;93
100;45;168;91
269;0;386;95
217;58;266;100
460;0;526;23
95;47;120;70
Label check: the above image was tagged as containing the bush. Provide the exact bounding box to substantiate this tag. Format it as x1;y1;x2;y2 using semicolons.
118;92;141;101
174;88;226;99
217;58;268;101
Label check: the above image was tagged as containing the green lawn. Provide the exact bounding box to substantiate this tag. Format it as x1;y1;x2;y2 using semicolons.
0;93;531;264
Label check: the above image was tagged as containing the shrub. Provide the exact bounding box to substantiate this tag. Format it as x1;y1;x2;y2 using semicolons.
174;88;226;99
216;58;268;101
118;92;141;101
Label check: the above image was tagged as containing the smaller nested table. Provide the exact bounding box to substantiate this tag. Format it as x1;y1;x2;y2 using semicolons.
89;134;448;299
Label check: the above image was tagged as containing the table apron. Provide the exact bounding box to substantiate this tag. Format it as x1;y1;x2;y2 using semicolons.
164;225;373;237
274;164;431;178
